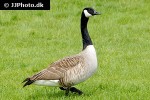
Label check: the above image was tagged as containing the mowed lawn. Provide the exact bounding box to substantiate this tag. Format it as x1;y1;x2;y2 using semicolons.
0;0;150;100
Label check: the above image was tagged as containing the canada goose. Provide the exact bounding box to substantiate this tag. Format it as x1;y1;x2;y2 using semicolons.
23;7;100;96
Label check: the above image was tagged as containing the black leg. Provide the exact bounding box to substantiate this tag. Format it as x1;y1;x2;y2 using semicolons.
70;87;83;95
59;87;83;95
59;87;66;90
65;87;70;96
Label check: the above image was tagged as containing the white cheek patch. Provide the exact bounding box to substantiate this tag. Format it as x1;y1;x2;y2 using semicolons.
84;10;92;18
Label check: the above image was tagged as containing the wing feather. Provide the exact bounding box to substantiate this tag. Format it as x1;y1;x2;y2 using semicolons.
28;55;83;82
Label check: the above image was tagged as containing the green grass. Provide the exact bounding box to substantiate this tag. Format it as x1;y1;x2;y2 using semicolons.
0;0;150;100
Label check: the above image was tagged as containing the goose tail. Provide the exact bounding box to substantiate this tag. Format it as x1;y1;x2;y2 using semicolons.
22;78;34;87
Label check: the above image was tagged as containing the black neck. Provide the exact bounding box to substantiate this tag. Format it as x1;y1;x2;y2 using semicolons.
81;12;93;50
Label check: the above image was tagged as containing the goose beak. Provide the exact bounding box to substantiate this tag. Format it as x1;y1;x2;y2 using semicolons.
93;11;101;15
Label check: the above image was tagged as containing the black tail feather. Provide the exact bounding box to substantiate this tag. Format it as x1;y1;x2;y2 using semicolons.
22;78;29;83
22;78;34;87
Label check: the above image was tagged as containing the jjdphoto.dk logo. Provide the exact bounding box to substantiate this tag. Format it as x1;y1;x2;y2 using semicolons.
0;0;50;10
4;3;9;8
4;2;44;8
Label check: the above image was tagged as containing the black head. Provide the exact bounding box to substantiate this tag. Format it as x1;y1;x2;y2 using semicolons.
83;7;100;18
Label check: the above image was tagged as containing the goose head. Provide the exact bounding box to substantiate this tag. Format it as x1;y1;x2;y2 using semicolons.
83;7;100;18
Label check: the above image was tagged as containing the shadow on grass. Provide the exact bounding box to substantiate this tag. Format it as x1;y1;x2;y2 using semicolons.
26;88;85;99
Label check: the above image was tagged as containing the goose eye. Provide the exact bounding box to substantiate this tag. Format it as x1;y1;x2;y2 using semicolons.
88;9;93;13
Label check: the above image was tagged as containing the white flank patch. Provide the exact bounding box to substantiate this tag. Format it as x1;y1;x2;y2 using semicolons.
34;80;60;87
84;10;92;18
